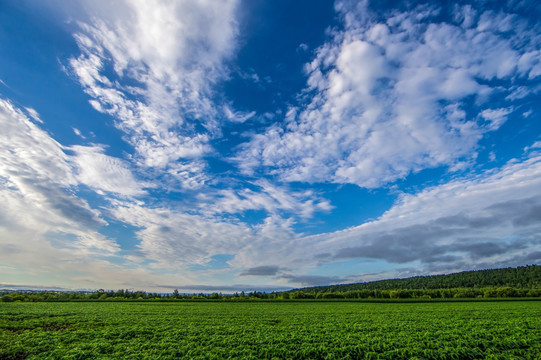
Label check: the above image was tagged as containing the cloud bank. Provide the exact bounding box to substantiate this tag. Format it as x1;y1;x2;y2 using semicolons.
240;2;541;187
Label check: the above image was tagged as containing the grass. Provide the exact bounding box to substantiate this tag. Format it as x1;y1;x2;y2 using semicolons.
1;300;540;359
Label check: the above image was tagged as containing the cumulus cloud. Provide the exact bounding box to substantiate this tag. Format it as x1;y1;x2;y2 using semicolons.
68;0;240;187
238;2;541;188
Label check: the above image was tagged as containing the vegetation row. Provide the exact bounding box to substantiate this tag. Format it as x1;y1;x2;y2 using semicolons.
1;265;539;302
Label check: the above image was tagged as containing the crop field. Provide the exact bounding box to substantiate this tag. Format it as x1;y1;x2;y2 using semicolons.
1;301;540;359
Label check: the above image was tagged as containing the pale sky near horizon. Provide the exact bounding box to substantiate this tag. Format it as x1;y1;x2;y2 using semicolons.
0;0;540;292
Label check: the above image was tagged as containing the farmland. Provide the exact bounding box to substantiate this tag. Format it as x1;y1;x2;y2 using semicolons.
1;301;540;359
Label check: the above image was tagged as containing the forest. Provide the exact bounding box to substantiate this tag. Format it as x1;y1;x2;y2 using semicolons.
298;264;541;291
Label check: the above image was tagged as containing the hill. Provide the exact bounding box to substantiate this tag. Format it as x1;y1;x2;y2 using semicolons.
285;265;541;299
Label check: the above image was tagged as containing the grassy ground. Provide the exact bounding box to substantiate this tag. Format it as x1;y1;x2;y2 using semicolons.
1;301;540;359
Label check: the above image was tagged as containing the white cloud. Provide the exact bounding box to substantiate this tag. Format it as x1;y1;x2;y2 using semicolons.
4;93;539;285
109;200;253;267
298;43;309;52
506;86;530;101
201;180;333;219
518;50;541;79
286;153;541;274
4;1;541;291
524;141;541;152
238;3;540;188
68;0;240;187
0;99;208;289
72;127;86;139
0;99;117;254
523;109;533;118
24;107;43;123
70;144;147;197
0;99;200;291
165;160;210;190
217;152;541;279
106;197;311;274
223;105;256;123
0;100;75;187
480;108;513;131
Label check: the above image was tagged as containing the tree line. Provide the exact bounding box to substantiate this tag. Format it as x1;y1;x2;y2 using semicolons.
294;265;541;293
1;286;540;302
1;265;539;302
0;289;274;302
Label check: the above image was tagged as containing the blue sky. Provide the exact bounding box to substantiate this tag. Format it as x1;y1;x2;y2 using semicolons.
1;0;541;292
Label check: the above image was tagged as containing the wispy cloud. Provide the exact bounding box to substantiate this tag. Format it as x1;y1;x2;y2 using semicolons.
72;127;86;139
200;180;332;219
70;144;147;197
68;0;240;187
0;99;204;291
108;200;253;267
23;107;43;123
223;105;256;123
480;108;513;131
0;99;118;261
239;2;541;188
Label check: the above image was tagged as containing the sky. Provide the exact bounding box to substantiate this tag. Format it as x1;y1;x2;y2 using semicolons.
0;0;540;293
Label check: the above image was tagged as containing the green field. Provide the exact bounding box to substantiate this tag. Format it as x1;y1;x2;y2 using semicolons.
1;301;540;359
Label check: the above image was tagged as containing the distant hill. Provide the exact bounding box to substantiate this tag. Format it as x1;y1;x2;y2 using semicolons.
290;265;541;294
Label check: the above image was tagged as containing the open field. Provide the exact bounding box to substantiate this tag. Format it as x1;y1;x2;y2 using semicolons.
1;301;540;359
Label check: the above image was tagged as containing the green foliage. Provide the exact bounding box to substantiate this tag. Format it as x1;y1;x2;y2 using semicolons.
0;301;539;359
289;265;541;299
0;295;13;302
